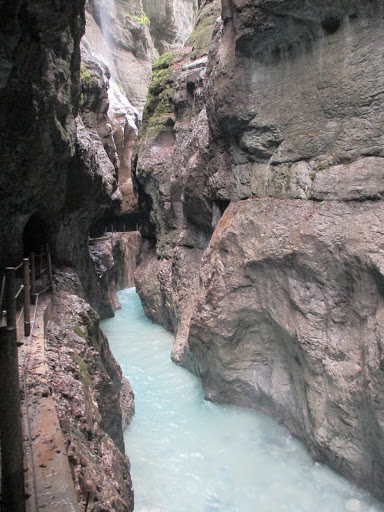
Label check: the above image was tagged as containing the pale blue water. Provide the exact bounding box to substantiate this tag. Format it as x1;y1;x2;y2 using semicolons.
100;288;384;512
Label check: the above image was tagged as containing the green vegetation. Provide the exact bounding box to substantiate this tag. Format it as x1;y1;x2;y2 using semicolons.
126;11;150;25
79;63;92;111
153;52;176;71
73;353;92;387
80;63;92;88
185;2;221;59
285;175;291;188
74;322;88;339
141;53;176;135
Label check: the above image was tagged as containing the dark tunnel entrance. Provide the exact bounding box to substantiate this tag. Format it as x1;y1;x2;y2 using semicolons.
23;215;49;256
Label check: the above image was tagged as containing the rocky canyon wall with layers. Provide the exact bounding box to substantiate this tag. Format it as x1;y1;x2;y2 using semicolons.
85;0;198;112
47;269;134;511
82;0;199;264
0;1;137;509
134;0;384;500
0;0;129;318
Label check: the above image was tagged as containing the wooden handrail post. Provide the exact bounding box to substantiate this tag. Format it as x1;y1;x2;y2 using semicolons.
39;247;43;278
5;267;16;328
0;326;26;512
46;243;53;287
23;259;31;336
30;253;36;304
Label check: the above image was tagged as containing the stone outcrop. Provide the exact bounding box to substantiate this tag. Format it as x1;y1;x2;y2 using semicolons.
107;82;140;214
142;0;198;53
89;231;141;309
46;269;134;511
134;0;384;500
133;0;222;331
80;37;140;238
186;198;384;499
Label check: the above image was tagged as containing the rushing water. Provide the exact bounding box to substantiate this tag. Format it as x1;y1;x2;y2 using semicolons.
100;288;384;512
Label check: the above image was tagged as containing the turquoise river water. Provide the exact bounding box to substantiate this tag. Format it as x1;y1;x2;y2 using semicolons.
100;288;384;512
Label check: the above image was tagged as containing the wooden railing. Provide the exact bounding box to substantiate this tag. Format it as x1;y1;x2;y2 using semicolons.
0;245;53;512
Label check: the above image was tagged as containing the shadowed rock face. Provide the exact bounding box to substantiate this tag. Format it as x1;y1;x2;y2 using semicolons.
0;0;124;317
0;0;85;266
134;0;384;499
206;1;384;199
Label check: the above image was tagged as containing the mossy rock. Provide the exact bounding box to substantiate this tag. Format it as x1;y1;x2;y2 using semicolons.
152;53;176;71
141;54;177;135
186;0;221;59
74;322;88;339
73;353;92;388
80;63;92;88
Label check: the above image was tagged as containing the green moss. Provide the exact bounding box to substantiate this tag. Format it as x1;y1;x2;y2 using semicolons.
285;175;291;188
80;63;92;88
79;63;93;113
152;53;176;71
73;354;92;387
74;323;88;339
186;1;221;58
141;54;176;135
126;12;149;25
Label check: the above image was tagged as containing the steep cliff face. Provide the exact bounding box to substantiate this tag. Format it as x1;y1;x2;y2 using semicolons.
85;0;156;111
134;0;384;499
142;0;198;53
0;1;136;508
0;0;85;266
47;269;134;511
134;0;222;333
0;0;126;318
85;0;198;111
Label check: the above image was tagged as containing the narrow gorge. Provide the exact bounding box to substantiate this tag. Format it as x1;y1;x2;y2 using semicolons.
1;0;384;510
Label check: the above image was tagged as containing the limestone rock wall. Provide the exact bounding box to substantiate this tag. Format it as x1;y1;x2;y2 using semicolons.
142;0;198;53
134;0;384;499
0;0;85;267
133;0;222;333
47;269;134;511
85;0;198;111
89;231;141;309
0;0;126;318
85;0;156;111
0;2;136;508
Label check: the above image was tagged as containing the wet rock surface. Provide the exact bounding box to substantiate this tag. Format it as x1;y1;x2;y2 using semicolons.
89;231;141;310
46;269;134;511
133;0;222;330
185;198;384;500
85;0;157;111
0;0;125;319
134;0;384;500
85;0;197;111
